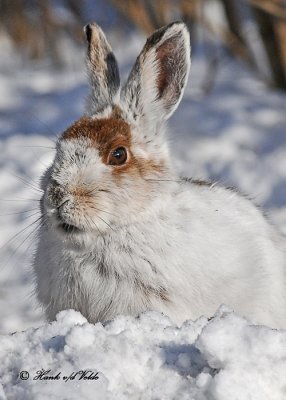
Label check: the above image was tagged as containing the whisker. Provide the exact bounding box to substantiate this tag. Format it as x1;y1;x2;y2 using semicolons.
6;218;42;260
0;198;41;202
94;222;105;241
8;171;43;194
23;109;58;143
16;145;55;150
29;147;54;170
0;215;43;253
0;215;45;271
84;215;104;240
92;206;118;218
17;210;42;221
0;208;39;217
143;178;182;183
96;215;115;232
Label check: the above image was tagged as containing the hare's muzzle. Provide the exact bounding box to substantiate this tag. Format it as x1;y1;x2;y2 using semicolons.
44;182;84;235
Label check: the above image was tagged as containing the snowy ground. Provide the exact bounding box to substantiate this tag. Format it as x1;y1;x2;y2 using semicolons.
1;306;286;400
1;26;286;399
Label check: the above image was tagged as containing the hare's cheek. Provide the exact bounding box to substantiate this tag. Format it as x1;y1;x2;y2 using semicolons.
40;166;53;192
40;196;45;217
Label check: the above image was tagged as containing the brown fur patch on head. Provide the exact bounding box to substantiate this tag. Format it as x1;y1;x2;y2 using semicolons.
61;115;166;179
62;116;131;162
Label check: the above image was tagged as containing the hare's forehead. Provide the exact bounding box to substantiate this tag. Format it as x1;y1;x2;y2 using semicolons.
58;116;132;155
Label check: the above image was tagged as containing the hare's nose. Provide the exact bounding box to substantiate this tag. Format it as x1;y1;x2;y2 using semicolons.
57;199;71;221
48;180;67;208
56;198;82;233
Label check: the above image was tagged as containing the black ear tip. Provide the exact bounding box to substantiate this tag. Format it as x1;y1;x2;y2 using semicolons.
84;24;92;42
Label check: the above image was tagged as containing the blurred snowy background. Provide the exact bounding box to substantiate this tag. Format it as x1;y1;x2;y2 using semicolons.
0;0;286;335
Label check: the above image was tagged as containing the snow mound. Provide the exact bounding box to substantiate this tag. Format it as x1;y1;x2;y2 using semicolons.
0;306;285;400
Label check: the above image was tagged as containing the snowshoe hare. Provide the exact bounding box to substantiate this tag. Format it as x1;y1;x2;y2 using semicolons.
34;22;286;329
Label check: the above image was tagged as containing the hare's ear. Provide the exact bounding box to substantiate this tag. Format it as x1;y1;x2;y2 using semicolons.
122;22;190;128
84;23;120;115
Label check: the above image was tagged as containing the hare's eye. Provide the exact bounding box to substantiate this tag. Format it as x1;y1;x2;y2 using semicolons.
108;147;127;166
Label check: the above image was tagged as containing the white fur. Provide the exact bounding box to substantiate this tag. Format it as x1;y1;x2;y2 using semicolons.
34;22;286;329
